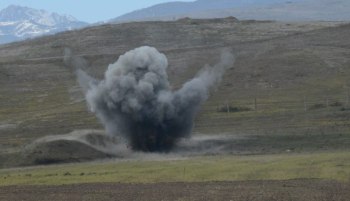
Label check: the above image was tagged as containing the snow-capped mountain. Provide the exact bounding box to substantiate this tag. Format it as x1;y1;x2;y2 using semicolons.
0;5;89;44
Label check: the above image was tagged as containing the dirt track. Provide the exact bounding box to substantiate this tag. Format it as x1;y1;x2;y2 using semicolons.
0;179;349;201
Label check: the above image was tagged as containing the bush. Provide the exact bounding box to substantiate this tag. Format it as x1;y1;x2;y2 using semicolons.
217;106;252;113
309;103;326;110
330;101;342;107
340;107;349;111
63;172;71;176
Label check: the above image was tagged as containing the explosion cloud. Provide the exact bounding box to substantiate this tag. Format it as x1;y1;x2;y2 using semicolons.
68;46;234;152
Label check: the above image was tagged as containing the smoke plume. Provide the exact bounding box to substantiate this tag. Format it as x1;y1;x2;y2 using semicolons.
66;46;234;152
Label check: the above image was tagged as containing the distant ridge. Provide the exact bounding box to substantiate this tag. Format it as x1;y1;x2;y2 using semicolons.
107;0;350;24
107;0;308;23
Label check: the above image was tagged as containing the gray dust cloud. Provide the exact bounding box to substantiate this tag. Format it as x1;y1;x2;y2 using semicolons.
65;46;234;152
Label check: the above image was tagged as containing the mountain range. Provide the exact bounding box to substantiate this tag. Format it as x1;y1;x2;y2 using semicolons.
108;0;308;23
1;0;350;45
108;0;350;23
0;5;89;44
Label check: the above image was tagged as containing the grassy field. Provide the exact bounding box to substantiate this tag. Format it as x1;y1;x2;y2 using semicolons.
0;152;349;186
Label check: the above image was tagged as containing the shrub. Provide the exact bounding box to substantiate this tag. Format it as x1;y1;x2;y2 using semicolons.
330;101;342;107
217;106;252;113
309;103;326;110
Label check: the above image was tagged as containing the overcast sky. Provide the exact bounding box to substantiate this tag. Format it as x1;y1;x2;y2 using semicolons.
0;0;195;23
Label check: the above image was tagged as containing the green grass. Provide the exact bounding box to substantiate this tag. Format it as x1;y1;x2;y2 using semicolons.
0;152;349;186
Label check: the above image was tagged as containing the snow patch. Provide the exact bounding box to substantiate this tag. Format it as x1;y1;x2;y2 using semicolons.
0;21;17;26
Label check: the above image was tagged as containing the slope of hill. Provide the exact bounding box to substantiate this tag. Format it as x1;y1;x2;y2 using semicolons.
110;0;350;23
108;0;307;23
0;18;350;163
0;5;89;44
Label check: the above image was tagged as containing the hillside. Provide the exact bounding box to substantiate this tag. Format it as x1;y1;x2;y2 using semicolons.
108;0;308;23
110;0;350;23
0;18;350;161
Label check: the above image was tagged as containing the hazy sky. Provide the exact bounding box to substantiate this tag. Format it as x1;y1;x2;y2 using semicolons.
0;0;195;23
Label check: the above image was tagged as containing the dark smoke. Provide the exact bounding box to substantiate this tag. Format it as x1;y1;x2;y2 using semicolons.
66;46;234;152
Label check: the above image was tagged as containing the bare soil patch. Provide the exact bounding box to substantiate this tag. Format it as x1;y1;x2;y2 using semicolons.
0;179;349;201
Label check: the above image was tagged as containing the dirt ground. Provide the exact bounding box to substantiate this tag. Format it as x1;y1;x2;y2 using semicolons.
0;179;349;201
